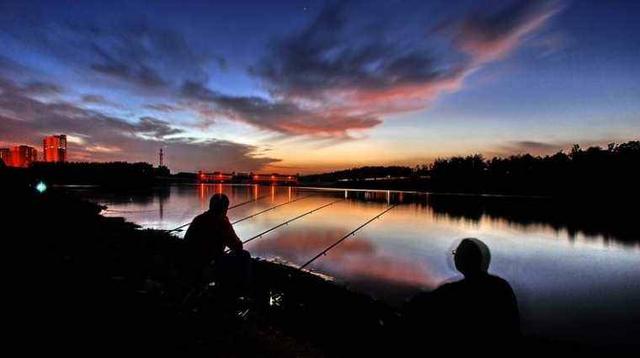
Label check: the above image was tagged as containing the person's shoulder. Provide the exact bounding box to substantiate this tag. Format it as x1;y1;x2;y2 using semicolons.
431;279;465;298
486;274;509;284
437;277;465;290
191;212;210;224
486;274;515;291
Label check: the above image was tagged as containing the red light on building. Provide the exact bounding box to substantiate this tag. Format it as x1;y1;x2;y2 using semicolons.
198;171;298;184
43;135;67;163
0;148;10;166
8;145;37;167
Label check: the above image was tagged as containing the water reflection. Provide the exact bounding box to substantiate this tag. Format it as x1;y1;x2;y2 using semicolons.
250;226;436;290
72;184;640;345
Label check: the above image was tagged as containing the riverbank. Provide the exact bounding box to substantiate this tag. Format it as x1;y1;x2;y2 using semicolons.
3;174;632;354
3;177;401;355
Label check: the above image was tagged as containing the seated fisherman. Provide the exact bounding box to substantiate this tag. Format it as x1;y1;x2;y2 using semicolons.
182;193;251;294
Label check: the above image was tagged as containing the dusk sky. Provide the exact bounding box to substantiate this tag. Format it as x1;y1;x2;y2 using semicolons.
1;0;638;173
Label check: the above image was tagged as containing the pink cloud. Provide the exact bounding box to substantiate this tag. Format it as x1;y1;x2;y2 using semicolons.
455;1;562;65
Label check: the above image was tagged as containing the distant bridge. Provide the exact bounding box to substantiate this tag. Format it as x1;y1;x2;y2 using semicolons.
198;171;298;185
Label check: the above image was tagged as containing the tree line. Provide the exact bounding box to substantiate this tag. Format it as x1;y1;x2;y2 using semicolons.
0;161;170;187
300;141;640;198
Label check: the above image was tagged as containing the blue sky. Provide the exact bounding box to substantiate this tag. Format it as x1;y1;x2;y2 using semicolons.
0;0;638;173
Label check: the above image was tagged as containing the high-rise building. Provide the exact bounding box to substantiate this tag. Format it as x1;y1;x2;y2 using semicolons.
10;145;37;167
0;148;10;165
43;134;67;162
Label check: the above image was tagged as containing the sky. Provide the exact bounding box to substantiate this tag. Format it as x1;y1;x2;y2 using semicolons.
0;0;638;173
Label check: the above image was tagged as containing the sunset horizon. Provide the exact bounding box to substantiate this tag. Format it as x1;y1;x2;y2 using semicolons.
2;0;638;174
3;1;640;353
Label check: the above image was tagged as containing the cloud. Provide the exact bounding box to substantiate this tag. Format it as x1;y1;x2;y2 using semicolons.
135;116;183;138
91;61;167;89
188;0;559;138
484;140;568;158
22;81;64;95
453;0;561;64
81;94;108;104
0;76;279;172
488;138;631;158
2;14;213;91
0;55;33;78
144;103;180;113
84;21;212;89
511;140;562;152
181;80;381;137
80;94;125;109
255;2;458;100
0;1;564;147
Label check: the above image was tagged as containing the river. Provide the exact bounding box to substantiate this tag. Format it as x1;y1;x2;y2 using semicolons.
69;184;640;347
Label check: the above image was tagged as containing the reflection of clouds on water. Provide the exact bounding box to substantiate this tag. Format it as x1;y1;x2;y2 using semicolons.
250;227;436;288
70;184;640;345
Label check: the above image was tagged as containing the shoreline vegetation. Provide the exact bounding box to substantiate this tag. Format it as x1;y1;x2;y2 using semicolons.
3;169;636;354
299;141;640;198
2;141;637;198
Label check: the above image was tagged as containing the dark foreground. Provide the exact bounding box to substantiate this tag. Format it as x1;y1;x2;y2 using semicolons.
3;177;633;355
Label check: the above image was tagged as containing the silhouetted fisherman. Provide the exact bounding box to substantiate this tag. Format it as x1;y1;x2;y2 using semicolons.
404;238;520;349
182;193;251;299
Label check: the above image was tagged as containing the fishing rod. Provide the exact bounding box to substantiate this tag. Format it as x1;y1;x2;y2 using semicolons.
241;198;344;246
104;208;160;213
299;204;398;270
230;194;314;225
165;194;270;233
182;195;341;307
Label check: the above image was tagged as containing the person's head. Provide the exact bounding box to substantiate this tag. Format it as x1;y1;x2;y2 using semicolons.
209;193;230;216
453;238;491;277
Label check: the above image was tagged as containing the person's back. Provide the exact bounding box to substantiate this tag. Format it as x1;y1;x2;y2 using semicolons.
184;210;241;267
181;194;247;290
428;271;519;338
405;238;519;349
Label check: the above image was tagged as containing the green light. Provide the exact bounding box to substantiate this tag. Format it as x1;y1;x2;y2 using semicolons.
36;181;47;193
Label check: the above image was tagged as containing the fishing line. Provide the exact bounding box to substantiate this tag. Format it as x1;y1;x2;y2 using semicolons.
165;194;270;233
240;198;344;246
230;194;314;225
299;204;398;270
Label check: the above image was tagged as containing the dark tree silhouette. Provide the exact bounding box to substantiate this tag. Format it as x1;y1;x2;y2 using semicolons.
301;141;640;198
26;161;170;187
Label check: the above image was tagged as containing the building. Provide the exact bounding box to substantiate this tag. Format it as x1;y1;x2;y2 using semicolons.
197;171;298;185
198;171;234;183
9;145;38;167
250;173;298;185
43;135;67;162
0;148;10;165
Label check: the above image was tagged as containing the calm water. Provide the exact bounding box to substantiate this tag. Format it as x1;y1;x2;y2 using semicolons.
72;184;640;346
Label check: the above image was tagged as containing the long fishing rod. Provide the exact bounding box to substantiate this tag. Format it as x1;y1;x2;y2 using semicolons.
230;194;314;225
166;194;270;233
104;208;159;213
184;197;342;306
299;204;398;270
241;198;344;246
